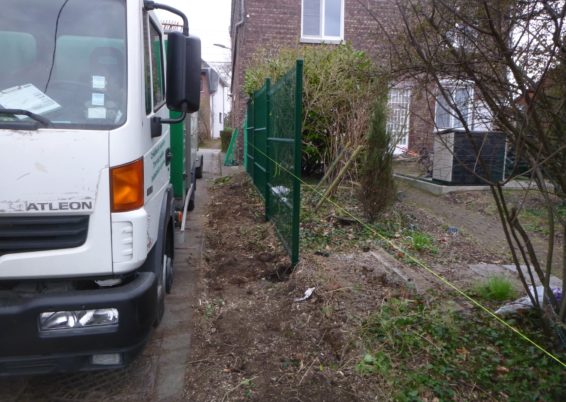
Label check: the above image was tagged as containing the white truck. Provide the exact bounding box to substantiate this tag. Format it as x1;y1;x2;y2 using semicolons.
0;0;201;374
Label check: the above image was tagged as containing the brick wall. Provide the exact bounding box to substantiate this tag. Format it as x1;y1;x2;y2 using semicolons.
230;0;432;157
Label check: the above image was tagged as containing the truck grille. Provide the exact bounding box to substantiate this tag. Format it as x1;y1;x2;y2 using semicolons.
0;216;89;256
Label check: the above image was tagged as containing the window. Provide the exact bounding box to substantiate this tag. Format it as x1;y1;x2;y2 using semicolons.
0;0;127;129
143;15;165;114
143;16;152;114
301;0;343;42
435;85;473;129
219;112;222;123
149;21;165;108
387;88;411;148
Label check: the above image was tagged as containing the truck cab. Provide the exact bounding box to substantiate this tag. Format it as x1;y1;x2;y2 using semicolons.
0;0;200;374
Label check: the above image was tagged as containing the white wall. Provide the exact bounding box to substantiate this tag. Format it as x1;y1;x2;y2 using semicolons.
210;84;230;138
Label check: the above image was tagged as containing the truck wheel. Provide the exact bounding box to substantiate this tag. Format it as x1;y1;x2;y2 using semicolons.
195;155;203;179
187;191;195;211
154;229;173;327
187;181;196;212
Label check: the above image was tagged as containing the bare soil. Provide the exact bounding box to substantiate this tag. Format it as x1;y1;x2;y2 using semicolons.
183;173;539;401
393;158;564;278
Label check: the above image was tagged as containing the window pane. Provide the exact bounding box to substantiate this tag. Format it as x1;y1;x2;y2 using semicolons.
0;0;127;129
435;95;451;128
324;0;341;37
303;0;321;36
387;88;410;145
143;16;151;114
454;87;470;127
149;22;165;107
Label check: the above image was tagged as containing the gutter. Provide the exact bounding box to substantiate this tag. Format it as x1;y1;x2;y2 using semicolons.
230;0;245;93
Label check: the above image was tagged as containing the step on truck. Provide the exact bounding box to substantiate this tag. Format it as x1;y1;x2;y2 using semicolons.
0;0;202;375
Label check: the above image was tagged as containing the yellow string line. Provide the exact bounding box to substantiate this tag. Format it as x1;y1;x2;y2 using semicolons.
247;141;566;367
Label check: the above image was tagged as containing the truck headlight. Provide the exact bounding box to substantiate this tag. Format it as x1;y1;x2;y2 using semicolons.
39;308;119;331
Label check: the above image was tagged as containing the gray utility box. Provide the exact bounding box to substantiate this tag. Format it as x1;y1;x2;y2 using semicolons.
433;129;506;185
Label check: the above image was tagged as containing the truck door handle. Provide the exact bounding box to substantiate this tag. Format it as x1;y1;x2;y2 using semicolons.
165;148;172;166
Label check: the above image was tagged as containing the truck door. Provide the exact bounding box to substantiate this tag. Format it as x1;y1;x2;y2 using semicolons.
141;12;171;254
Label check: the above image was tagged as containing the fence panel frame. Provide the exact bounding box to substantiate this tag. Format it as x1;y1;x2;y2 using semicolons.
246;61;303;266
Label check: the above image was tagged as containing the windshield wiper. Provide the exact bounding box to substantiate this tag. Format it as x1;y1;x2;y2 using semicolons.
0;108;51;129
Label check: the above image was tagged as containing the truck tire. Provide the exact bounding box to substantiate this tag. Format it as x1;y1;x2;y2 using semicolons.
187;188;195;211
195;154;203;179
154;224;174;327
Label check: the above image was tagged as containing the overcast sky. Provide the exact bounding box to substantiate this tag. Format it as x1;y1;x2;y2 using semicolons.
156;0;232;64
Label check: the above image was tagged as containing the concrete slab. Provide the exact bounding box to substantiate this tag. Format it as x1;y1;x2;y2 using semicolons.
395;173;535;195
469;263;562;289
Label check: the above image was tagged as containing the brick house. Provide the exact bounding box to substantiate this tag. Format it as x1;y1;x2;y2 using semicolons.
229;0;489;157
200;62;230;140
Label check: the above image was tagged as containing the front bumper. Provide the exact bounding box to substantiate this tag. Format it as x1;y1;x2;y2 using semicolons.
0;272;157;376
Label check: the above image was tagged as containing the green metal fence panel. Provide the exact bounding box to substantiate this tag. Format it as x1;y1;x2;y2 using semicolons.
252;80;270;199
266;61;302;266
224;128;239;166
245;61;303;266
246;99;254;177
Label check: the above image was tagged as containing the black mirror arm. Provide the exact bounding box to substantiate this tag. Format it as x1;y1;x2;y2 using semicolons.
150;112;186;138
159;111;186;125
143;1;189;35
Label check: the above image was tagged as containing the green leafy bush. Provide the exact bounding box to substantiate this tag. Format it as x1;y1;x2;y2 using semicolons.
220;128;233;153
244;44;384;175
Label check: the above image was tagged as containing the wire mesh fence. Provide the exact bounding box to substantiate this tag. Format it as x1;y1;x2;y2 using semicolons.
246;60;303;266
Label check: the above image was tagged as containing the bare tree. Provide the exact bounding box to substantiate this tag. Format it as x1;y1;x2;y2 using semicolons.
383;0;566;327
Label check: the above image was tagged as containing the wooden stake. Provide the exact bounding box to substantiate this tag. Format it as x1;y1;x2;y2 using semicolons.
315;145;363;211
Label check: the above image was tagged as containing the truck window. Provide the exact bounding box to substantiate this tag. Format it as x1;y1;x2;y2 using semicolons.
0;0;127;129
144;15;152;115
149;21;166;109
143;16;166;113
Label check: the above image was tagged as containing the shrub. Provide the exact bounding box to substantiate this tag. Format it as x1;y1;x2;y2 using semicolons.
358;98;396;221
220;128;233;153
244;44;384;175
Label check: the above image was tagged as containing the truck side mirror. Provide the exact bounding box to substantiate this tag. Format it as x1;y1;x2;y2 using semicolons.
184;36;201;113
166;32;201;113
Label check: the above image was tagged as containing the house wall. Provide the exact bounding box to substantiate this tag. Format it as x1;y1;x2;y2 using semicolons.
211;84;228;139
199;72;212;140
409;85;437;153
230;1;430;158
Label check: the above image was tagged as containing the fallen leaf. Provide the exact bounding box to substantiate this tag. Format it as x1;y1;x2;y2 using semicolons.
496;365;509;375
456;347;470;359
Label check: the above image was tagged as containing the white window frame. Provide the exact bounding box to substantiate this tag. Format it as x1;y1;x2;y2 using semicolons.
386;87;411;154
301;0;344;44
434;80;474;131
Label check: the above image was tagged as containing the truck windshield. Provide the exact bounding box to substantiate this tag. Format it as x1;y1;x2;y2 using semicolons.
0;0;127;130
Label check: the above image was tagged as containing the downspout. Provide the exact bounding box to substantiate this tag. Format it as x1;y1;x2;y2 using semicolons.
230;0;245;94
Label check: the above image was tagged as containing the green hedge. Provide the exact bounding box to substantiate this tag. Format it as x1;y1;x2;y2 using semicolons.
220;128;233;153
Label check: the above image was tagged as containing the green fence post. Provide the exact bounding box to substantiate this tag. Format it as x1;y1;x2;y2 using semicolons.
292;60;303;266
243;117;248;170
247;97;254;179
265;78;272;222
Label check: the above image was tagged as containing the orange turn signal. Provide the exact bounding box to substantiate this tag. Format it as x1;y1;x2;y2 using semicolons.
110;158;144;212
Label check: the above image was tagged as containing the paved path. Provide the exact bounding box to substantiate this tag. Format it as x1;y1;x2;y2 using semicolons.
0;149;221;402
